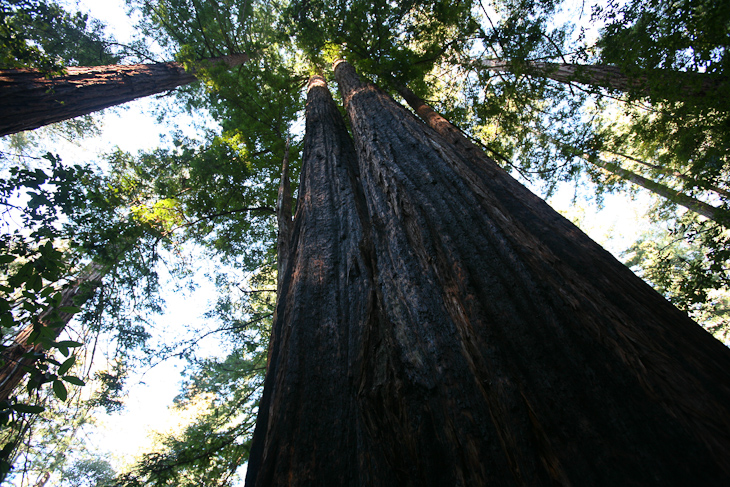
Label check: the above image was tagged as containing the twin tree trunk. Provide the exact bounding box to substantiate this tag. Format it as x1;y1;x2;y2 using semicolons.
0;54;249;137
245;62;730;486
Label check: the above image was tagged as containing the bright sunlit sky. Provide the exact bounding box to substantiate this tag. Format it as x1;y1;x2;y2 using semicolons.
7;0;652;482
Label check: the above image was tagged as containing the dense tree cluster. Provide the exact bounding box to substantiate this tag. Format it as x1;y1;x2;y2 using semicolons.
0;0;729;485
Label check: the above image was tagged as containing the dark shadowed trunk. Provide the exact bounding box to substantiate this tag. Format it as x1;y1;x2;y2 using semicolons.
0;262;106;402
245;62;730;486
0;54;249;137
245;76;375;486
364;73;730;484
480;59;727;100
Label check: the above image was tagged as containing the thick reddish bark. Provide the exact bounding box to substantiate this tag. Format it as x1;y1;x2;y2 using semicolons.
0;262;106;402
0;54;249;137
246;76;375;486
338;60;729;484
246;62;730;486
350;66;730;485
480;59;727;100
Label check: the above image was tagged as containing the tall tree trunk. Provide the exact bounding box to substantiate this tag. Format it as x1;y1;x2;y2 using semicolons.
606;149;730;199
479;59;727;100
388;76;730;483
0;54;249;137
246;75;374;485
585;153;725;222
248;60;730;486
0;261;106;402
521;127;727;223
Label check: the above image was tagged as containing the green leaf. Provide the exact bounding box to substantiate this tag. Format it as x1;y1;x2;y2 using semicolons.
11;403;45;414
57;356;75;376
38;326;56;340
52;380;67;401
55;340;83;348
29;273;42;292
61;376;85;386
0;255;14;265
0;313;14;328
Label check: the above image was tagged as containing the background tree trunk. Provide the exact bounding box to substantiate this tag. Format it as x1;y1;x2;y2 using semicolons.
479;59;726;100
0;262;106;402
519;127;726;223
0;54;249;137
585;152;725;222
275;140;293;296
609;149;730;197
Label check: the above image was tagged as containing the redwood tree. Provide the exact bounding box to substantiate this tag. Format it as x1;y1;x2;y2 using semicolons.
245;61;730;486
478;59;727;100
0;54;249;137
246;75;373;485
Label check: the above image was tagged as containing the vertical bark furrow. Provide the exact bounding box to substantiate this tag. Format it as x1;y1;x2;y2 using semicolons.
245;76;377;487
335;60;730;485
398;85;730;444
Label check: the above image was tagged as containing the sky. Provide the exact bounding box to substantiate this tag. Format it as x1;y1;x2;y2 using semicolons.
4;0;653;484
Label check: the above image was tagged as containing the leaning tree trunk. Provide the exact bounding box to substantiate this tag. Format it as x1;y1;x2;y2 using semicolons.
585;152;726;222
479;59;727;100
606;149;730;199
0;54;249;137
0;261;106;402
522;128;726;223
245;61;730;486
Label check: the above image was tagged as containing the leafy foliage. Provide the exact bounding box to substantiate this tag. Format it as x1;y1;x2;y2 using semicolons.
0;0;119;72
